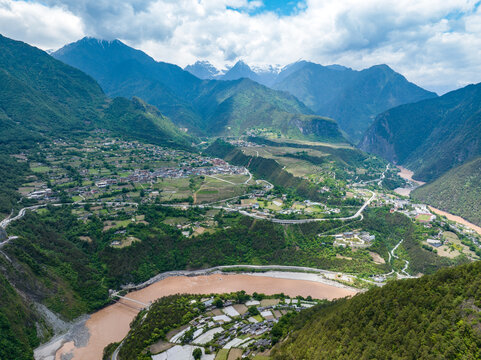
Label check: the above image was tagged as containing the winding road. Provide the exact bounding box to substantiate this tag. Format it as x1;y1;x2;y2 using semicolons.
388;239;413;278
162;189;375;225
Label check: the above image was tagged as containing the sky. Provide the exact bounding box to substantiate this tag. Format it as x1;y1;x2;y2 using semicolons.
1;0;481;94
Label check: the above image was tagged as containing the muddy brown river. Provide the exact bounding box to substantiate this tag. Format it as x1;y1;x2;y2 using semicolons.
54;273;357;360
394;166;426;196
395;167;481;235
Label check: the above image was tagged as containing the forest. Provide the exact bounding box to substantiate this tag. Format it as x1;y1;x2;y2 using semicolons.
273;260;481;359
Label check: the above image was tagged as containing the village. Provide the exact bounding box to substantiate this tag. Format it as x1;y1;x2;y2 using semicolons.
150;294;317;360
10;133;481;276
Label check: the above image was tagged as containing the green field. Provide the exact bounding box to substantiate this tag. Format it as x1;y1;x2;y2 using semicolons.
416;214;432;222
30;166;50;173
215;349;229;360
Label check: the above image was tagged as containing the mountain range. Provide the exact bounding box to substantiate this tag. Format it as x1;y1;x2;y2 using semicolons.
360;82;481;182
185;60;282;86
184;59;437;141
0;35;191;151
53;38;344;142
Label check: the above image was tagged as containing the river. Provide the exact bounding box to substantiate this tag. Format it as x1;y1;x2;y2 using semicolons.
48;272;357;360
394;166;426;196
395;166;481;235
428;206;481;236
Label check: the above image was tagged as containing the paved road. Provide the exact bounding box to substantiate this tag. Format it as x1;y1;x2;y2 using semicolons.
358;164;389;186
387;239;414;279
256;190;375;224
161;188;374;225
244;170;253;184
0;205;45;229
111;340;124;360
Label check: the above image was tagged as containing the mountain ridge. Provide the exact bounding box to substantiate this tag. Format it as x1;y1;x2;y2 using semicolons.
360;82;481;181
53;38;346;142
184;58;437;141
0;34;192;150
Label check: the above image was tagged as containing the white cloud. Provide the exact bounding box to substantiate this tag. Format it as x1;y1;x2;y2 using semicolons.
3;0;481;93
0;0;83;50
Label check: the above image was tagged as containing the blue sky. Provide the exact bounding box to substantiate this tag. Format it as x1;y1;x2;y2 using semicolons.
256;0;303;14
231;0;307;15
2;0;481;94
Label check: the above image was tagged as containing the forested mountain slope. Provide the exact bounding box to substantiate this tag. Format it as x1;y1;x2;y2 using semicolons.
271;61;436;141
53;38;345;142
360;82;481;181
183;59;436;141
273;260;481;359
0;35;191;150
412;157;481;226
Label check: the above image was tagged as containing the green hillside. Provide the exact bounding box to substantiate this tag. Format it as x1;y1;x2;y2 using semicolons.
194;78;344;141
0;155;30;215
0;35;191;151
204;139;325;201
412;157;481;226
273;260;481;359
101;97;191;148
53;38;345;142
360;83;481;181
272;62;436;142
0;271;43;360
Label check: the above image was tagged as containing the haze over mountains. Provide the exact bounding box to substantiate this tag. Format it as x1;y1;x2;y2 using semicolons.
53;38;344;142
185;59;437;141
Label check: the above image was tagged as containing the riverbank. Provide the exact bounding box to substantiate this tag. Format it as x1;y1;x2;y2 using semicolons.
393;166;481;236
394;166;426;196
429;206;481;236
49;272;357;360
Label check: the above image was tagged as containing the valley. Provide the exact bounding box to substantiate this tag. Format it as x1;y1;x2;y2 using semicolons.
3;131;480;360
51;272;356;360
0;17;481;360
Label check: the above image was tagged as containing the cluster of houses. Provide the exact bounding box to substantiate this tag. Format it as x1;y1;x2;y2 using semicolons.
333;231;376;248
121;164;247;184
27;188;53;200
227;139;264;148
155;296;316;359
237;195;340;218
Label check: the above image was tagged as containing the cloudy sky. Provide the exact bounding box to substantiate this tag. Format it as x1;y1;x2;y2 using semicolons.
1;0;481;93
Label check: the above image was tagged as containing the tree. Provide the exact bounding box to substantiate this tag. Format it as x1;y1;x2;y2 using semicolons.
193;347;202;360
214;298;223;308
248;306;260;316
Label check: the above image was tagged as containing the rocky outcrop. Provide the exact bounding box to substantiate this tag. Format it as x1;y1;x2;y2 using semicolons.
293;116;345;142
359;115;398;163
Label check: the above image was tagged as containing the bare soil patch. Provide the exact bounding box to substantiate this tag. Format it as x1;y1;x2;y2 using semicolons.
227;348;243;360
369;251;385;264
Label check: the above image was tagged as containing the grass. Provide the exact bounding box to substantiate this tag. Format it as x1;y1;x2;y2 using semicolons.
442;231;459;242
36;208;49;215
215;349;229;360
252;315;263;322
227;348;243;360
197;189;218;195
31;166;50;173
163;217;190;225
103;219;131;231
416;214;432;222
111;236;141;249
